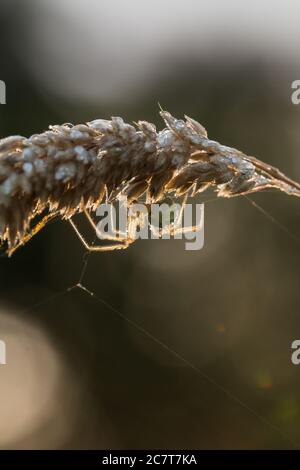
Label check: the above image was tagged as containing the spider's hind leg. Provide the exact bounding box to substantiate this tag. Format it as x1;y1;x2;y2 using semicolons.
68;218;132;252
150;191;204;239
68;206;141;252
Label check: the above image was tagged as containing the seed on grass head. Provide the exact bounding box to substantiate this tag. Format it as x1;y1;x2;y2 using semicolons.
0;110;298;255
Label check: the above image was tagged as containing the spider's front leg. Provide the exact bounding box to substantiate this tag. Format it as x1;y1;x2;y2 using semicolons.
149;192;203;239
155;194;188;238
170;192;204;238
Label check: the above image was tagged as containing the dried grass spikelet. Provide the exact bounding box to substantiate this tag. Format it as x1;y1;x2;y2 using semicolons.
0;110;299;254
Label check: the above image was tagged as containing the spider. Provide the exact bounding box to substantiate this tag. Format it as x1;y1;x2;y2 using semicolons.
68;192;203;252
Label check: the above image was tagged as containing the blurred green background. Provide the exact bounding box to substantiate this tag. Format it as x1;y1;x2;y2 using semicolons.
0;0;299;450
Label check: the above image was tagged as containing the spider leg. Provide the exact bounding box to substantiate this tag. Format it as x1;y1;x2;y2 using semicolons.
150;193;204;239
127;209;148;240
7;212;58;257
171;195;204;237
83;207;128;242
171;223;203;236
69;218;134;252
151;193;189;238
169;192;188;234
